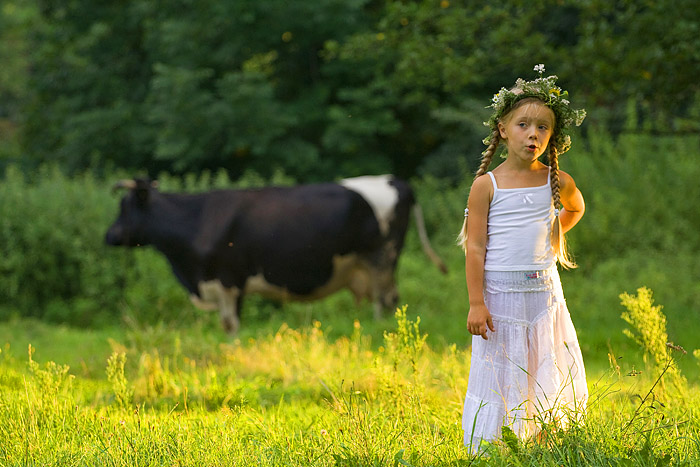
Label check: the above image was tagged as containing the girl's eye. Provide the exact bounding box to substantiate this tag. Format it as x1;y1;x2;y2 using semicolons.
518;122;527;127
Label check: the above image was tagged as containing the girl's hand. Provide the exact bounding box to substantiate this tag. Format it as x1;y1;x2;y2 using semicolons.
467;304;495;340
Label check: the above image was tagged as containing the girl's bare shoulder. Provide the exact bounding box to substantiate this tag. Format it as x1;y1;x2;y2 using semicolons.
469;174;494;197
467;174;494;209
558;169;579;191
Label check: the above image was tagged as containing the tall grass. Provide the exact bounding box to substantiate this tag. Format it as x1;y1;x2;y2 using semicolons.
1;302;698;466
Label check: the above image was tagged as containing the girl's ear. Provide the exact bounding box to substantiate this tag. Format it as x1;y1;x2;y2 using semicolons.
498;121;508;139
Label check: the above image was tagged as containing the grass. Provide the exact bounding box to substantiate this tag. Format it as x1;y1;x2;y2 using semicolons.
0;301;698;466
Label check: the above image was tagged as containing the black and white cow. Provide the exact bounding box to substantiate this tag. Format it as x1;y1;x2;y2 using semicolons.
105;175;446;333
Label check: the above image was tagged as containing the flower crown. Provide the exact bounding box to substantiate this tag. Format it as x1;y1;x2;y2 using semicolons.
484;64;586;155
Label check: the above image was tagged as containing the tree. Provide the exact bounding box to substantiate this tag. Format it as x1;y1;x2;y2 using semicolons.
20;0;375;180
14;0;699;181
565;0;700;133
0;0;37;167
326;0;560;179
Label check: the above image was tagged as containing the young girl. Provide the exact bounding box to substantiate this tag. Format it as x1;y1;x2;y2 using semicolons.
458;65;588;453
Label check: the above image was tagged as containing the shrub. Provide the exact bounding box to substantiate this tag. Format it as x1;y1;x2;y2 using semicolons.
0;166;128;325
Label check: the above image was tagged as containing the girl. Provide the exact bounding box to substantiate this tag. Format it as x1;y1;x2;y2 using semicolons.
458;65;588;454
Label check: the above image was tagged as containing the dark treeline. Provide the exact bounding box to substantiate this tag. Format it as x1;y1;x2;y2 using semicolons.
1;0;698;182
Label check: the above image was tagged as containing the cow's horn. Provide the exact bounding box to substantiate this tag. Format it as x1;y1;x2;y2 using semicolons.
111;179;138;192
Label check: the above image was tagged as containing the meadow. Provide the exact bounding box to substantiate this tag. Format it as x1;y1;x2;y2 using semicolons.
0;297;698;466
1;130;699;465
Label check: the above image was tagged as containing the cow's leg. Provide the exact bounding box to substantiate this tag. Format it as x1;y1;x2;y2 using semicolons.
347;267;371;305
372;297;384;321
218;287;242;335
369;271;398;320
367;242;399;320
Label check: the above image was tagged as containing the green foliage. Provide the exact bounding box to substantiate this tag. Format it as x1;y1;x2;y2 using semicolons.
16;0;374;180
382;305;427;373
0;0;35;170
565;131;700;268
146;65;303;174
5;0;696;181
566;0;700;133
0;165;129;325
619;287;685;389
620;288;670;368
106;352;133;409
27;344;73;409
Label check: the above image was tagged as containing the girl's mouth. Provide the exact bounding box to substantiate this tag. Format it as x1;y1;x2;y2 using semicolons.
527;145;537;151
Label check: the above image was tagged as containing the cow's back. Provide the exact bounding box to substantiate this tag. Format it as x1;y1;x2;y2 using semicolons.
341;175;414;255
204;182;383;297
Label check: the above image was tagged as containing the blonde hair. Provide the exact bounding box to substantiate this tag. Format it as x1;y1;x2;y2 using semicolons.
456;127;499;250
457;98;576;268
548;144;576;268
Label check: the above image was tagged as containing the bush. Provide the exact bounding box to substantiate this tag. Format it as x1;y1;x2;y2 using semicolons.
0;166;128;325
564;130;700;270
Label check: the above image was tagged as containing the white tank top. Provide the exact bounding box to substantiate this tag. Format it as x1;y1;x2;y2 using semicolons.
483;171;556;271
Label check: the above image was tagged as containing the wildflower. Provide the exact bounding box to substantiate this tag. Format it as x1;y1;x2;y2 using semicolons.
320;429;328;436
534;64;545;74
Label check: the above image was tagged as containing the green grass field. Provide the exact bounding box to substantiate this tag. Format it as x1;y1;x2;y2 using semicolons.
1;277;698;466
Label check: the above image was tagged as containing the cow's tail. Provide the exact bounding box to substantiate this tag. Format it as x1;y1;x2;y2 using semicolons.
412;204;448;274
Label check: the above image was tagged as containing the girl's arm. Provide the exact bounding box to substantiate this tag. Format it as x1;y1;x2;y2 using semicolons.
465;175;495;340
558;170;585;234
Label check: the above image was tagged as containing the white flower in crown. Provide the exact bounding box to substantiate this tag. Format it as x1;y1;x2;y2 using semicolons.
534;64;545;74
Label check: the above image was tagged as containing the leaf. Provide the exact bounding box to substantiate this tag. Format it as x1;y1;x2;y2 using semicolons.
500;426;519;453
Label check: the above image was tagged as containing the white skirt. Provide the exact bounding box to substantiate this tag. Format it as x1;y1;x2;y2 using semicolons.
462;267;587;454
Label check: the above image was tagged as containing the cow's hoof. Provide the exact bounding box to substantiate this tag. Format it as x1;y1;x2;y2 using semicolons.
221;316;240;335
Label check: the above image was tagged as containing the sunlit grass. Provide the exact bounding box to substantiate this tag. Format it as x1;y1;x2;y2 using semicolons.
0;302;698;466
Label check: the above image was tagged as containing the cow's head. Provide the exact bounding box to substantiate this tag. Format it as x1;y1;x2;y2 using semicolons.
105;178;158;247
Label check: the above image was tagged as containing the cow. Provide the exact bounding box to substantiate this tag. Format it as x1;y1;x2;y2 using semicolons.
105;175;447;334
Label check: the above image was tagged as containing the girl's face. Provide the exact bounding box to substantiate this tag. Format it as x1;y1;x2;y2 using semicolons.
498;101;555;162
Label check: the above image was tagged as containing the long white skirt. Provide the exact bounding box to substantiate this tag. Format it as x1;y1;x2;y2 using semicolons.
462;267;587;454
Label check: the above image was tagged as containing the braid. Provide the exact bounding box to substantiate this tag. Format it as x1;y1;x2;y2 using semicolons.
475;129;501;179
549;145;561;211
457;129;501;251
549;145;576;268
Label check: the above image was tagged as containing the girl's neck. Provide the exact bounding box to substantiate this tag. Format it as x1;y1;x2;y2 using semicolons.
500;155;546;172
493;159;549;189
